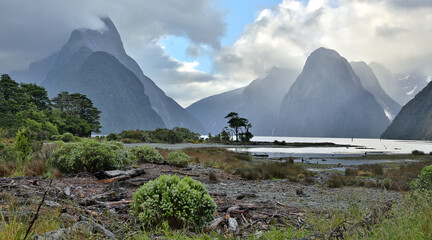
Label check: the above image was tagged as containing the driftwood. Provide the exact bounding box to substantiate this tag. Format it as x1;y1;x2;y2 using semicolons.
32;215;117;240
95;169;146;180
203;216;225;232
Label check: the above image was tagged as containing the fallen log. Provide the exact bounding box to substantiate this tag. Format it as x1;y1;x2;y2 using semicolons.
95;169;146;180
203;216;225;232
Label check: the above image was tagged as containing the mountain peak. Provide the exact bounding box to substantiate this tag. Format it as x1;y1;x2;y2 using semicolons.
310;47;341;59
276;48;389;138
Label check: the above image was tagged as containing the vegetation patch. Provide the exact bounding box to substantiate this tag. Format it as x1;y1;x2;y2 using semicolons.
133;145;164;164
131;175;217;229
111;127;201;144
410;165;432;190
167;150;190;167
327;161;432;190
234;160;314;181
50;140;134;173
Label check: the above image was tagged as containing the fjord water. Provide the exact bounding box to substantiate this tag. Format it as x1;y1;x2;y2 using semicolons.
229;136;432;160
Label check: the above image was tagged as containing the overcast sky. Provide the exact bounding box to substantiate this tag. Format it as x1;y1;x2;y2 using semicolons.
1;0;432;107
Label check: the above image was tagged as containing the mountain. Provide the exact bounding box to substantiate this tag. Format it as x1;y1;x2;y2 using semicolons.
44;49;165;133
350;61;401;120
187;67;299;135
382;81;432;140
187;87;244;135
276;48;390;138
369;62;430;106
11;17;204;133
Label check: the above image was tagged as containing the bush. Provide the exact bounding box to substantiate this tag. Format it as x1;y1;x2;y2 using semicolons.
208;170;218;182
327;174;345;188
60;132;75;142
410;165;432;190
15;129;30;157
412;150;425;156
131;175;217;229
50;140;134;173
167;150;190;167
134;145;164;163
106;133;118;141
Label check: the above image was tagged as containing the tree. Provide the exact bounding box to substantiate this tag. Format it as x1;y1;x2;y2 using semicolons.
224;112;253;142
52;91;101;137
20;83;51;110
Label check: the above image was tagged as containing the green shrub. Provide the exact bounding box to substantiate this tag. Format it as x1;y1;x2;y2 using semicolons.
167;150;190;167
410;165;432;190
60;132;75;142
0;144;20;163
134;145;164;163
50;140;134;173
15;129;30;157
131;175;217;229
106;133;118;141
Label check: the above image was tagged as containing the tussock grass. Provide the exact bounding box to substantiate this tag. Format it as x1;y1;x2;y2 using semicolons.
328;161;432;190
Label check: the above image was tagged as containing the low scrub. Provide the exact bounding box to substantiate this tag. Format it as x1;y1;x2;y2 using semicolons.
329;161;432;190
114;127;201;144
50;140;134;173
167;150;190;167
235;161;313;182
133;145;164;163
131;175;217;229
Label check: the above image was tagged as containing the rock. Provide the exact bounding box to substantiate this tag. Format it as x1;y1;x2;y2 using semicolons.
44;200;61;208
236;193;257;200
228;217;238;231
64;187;71;197
32;228;71;240
76;216;117;239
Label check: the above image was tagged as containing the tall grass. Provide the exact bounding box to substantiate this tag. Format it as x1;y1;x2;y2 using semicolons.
353;190;432;239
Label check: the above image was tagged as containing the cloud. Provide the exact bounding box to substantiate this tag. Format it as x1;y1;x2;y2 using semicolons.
0;0;227;107
0;0;226;73
215;0;432;83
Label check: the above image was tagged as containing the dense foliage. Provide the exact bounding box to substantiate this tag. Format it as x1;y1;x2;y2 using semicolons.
133;145;164;163
50;140;134;173
52;91;101;137
112;127;200;144
167;150;190;167
411;165;432;190
0;74;101;139
131;175;217;229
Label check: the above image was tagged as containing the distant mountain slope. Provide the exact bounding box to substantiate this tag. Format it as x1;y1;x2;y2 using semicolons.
350;61;401;120
369;62;430;106
11;17;204;133
276;48;389;138
187;87;244;135
382;81;432;140
187;67;298;135
43;50;165;133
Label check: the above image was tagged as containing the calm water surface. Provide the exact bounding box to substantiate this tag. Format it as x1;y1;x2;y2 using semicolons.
228;136;432;161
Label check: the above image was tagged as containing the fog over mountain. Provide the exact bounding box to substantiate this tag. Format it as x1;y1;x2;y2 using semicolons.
350;61;401;120
369;62;430;106
11;17;204;134
276;48;389;138
187;67;299;135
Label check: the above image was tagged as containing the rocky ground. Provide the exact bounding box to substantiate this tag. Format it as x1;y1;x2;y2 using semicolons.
0;161;403;239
